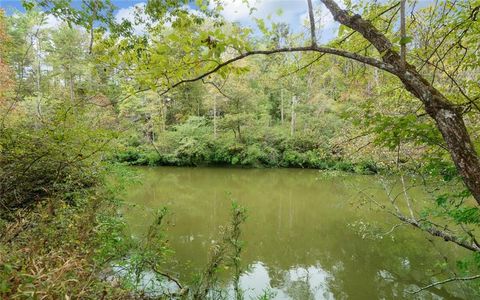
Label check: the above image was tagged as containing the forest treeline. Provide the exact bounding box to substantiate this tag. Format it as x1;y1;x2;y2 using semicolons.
1;0;479;298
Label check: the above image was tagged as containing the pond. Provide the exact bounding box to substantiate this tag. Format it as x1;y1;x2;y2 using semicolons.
123;167;474;299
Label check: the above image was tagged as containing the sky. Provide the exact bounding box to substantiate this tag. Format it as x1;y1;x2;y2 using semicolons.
0;0;434;43
0;0;339;42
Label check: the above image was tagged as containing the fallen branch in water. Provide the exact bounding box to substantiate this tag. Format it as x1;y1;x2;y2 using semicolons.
150;264;184;291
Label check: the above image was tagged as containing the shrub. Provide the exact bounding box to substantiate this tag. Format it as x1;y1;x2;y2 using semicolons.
0;103;115;213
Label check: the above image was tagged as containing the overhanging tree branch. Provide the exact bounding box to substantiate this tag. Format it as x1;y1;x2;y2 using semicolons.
367;183;480;254
158;46;397;96
409;274;480;294
395;214;480;253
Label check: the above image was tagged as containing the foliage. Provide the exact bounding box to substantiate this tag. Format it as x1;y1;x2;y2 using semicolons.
1;0;480;297
115;116;378;174
191;202;247;300
0;164;133;299
0;102;117;212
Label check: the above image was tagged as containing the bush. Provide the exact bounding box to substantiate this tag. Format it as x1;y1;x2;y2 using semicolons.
0;102;116;214
0;100;133;298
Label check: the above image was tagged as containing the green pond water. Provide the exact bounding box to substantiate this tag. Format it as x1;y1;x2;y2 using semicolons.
123;167;475;299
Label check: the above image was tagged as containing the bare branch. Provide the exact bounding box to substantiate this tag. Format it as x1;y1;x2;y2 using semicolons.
277;53;326;80
202;78;234;100
382;223;407;236
410;274;480;294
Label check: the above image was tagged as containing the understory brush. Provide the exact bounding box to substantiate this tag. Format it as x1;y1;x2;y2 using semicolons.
0;100;136;298
0;182;133;299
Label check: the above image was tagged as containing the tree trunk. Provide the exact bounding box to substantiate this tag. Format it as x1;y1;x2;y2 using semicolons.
280;89;284;124
290;95;296;136
306;0;317;46
69;70;74;105
162;100;167;131
400;0;406;69
237;120;242;141
35;35;42;129
432;106;480;202
88;0;97;54
374;68;379;87
213;97;217;139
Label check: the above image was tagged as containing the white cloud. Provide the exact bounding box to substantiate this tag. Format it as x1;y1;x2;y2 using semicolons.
211;0;257;21
211;0;341;43
299;3;337;43
32;14;62;30
115;2;147;35
299;8;334;29
210;0;342;42
43;14;62;29
213;0;307;26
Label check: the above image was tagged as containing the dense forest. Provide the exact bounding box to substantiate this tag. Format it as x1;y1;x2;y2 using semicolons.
0;0;479;299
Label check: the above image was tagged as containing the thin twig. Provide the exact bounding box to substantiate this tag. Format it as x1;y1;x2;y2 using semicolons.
409;274;480;294
150;264;184;290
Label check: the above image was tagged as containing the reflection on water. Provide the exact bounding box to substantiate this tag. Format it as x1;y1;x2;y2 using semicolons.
123;167;474;299
237;262;333;300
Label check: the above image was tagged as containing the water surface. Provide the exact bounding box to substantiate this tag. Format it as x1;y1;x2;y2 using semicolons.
123;167;473;299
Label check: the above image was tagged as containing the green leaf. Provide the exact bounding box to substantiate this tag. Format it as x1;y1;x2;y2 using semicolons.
399;36;413;45
255;18;268;35
21;0;35;11
435;194;448;207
